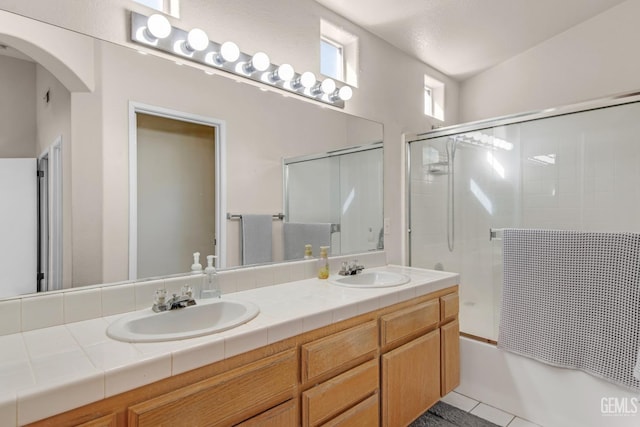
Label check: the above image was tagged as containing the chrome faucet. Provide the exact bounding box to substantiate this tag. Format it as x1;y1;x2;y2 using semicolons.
153;285;197;312
339;260;364;276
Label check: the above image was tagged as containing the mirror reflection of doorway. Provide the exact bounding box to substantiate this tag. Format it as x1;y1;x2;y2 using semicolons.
134;113;217;278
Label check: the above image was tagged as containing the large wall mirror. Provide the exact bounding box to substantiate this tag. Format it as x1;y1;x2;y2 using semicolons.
0;9;383;299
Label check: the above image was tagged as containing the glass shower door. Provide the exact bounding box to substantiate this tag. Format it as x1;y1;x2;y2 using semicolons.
409;127;521;341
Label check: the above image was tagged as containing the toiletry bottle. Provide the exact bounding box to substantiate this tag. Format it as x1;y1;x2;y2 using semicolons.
317;246;330;279
191;252;203;275
201;255;221;298
304;244;313;259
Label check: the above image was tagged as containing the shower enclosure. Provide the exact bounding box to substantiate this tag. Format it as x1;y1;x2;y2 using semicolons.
284;142;384;256
408;94;640;341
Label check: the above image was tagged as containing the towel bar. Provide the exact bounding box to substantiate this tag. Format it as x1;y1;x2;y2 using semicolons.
227;213;285;220
489;228;504;241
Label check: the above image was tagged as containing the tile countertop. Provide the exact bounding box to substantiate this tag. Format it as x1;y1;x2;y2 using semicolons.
0;265;459;426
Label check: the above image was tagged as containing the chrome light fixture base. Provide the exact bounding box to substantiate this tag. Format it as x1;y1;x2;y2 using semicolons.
130;12;349;108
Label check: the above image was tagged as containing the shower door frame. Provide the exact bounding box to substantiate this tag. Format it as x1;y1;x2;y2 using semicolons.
406;90;640;265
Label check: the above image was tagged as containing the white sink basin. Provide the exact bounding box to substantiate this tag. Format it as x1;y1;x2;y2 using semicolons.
330;271;411;288
107;299;260;343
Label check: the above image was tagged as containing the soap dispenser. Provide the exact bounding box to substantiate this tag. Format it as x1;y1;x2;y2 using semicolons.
191;252;203;275
201;255;221;299
304;244;313;259
317;246;330;279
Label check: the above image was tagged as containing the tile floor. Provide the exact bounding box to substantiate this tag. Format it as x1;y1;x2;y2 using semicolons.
440;391;541;427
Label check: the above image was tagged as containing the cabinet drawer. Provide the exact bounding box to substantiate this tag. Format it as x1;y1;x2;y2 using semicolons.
440;292;459;322
380;299;439;347
75;413;117;427
128;349;296;427
321;393;379;427
302;359;379;427
236;399;298;427
301;321;377;383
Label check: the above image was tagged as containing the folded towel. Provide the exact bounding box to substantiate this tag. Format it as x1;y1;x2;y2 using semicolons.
283;222;332;260
498;229;640;391
241;215;273;265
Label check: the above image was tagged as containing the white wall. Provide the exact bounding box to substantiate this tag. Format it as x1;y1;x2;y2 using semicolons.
0;0;460;270
460;0;640;122
35;64;73;288
0;55;36;157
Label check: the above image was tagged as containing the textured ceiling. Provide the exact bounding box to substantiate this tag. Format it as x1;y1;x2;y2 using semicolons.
315;0;628;80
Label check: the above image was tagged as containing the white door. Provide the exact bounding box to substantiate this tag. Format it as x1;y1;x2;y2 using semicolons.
0;158;37;297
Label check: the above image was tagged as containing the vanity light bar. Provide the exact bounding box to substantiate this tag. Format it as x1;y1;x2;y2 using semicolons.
130;12;352;107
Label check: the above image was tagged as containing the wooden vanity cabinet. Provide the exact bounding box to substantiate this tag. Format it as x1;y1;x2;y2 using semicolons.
379;289;460;427
29;286;459;427
301;321;379;426
235;399;298;427
127;349;296;426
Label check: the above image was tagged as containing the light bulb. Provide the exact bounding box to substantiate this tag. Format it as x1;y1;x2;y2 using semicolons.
244;51;270;73
146;14;172;39
186;28;209;52
321;78;336;94
220;41;240;63
300;72;316;89
276;64;295;81
251;52;270;72
338;86;353;101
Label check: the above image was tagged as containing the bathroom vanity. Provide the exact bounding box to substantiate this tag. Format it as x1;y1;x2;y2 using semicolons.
12;265;458;427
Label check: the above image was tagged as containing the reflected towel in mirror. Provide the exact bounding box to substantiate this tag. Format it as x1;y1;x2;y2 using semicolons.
241;215;273;265
283;222;332;260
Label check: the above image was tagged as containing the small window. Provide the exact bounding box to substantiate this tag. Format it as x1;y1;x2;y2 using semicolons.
424;85;434;116
320;20;359;87
423;74;445;121
134;0;180;17
321;37;344;81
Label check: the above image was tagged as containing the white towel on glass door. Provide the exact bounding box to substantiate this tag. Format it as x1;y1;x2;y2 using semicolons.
241;215;273;265
498;228;640;391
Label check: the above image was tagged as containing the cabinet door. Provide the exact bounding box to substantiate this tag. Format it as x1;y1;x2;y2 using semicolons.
235;399;298;427
381;329;440;427
441;318;460;396
128;350;296;427
321;393;379;427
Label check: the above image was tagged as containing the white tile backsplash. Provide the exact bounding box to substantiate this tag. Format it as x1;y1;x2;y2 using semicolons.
216;271;237;295
0;252;387;338
101;283;135;316
134;279;165;310
0;299;21;336
64;288;102;324
21;293;63;332
235;268;257;291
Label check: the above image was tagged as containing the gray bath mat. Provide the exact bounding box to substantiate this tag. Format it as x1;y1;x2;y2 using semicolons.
410;401;500;427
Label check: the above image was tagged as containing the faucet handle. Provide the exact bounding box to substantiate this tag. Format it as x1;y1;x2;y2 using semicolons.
154;288;167;305
181;285;193;298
